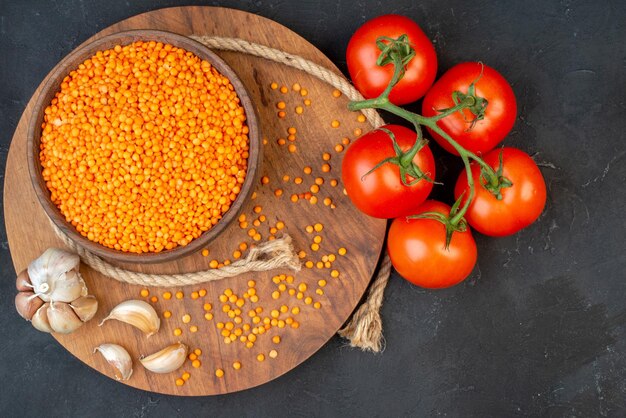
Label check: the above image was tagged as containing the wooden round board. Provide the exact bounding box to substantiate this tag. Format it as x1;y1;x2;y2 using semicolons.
5;6;386;395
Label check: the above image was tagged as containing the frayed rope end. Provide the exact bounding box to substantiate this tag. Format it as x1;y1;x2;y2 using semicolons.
338;302;385;353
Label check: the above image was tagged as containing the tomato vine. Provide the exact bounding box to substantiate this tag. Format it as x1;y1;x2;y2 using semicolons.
347;34;513;239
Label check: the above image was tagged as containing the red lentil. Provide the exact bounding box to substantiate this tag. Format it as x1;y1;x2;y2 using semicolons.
40;41;249;253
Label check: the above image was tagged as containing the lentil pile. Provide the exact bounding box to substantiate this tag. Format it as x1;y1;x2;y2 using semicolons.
40;41;249;253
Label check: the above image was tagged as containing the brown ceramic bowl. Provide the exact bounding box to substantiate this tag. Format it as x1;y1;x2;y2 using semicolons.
27;30;261;264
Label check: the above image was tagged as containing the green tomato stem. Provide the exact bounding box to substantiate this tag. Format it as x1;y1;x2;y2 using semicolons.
349;91;502;227
379;54;405;99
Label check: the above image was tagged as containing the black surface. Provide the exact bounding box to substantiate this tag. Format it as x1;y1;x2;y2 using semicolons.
1;1;625;416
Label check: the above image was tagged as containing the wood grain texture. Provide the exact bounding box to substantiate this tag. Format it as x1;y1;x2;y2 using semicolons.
4;6;385;396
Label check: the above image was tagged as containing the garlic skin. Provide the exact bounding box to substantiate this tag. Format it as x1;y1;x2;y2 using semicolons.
70;295;98;322
15;292;43;321
31;303;54;333
99;300;160;337
47;301;84;334
94;344;133;381
28;248;87;303
140;343;188;374
16;269;33;292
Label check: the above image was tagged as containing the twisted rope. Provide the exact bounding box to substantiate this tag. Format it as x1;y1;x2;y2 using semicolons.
53;222;300;287
338;251;391;352
56;35;392;351
190;36;385;129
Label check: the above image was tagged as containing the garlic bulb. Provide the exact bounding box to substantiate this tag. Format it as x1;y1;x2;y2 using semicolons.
140;343;188;374
14;248;98;334
28;248;87;303
94;344;133;381
99;300;160;337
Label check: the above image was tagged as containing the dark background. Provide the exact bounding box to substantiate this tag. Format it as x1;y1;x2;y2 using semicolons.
1;0;625;416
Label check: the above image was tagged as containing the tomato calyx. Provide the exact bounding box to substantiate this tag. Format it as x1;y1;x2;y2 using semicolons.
479;149;513;200
373;34;416;98
438;65;489;131
376;34;415;79
362;127;435;187
408;195;468;249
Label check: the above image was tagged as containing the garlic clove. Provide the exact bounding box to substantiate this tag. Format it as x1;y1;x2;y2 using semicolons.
15;292;44;321
140;342;188;374
31;303;54;333
47;301;84;334
94;343;133;381
66;269;89;298
99;300;160;336
70;295;98;322
16;269;33;292
28;248;86;303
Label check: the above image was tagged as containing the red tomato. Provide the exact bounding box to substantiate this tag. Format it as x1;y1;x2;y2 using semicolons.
422;62;517;156
347;14;437;105
454;147;547;237
388;200;478;289
341;125;435;219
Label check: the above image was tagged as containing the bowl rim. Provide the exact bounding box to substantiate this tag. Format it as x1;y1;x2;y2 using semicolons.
27;29;261;264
